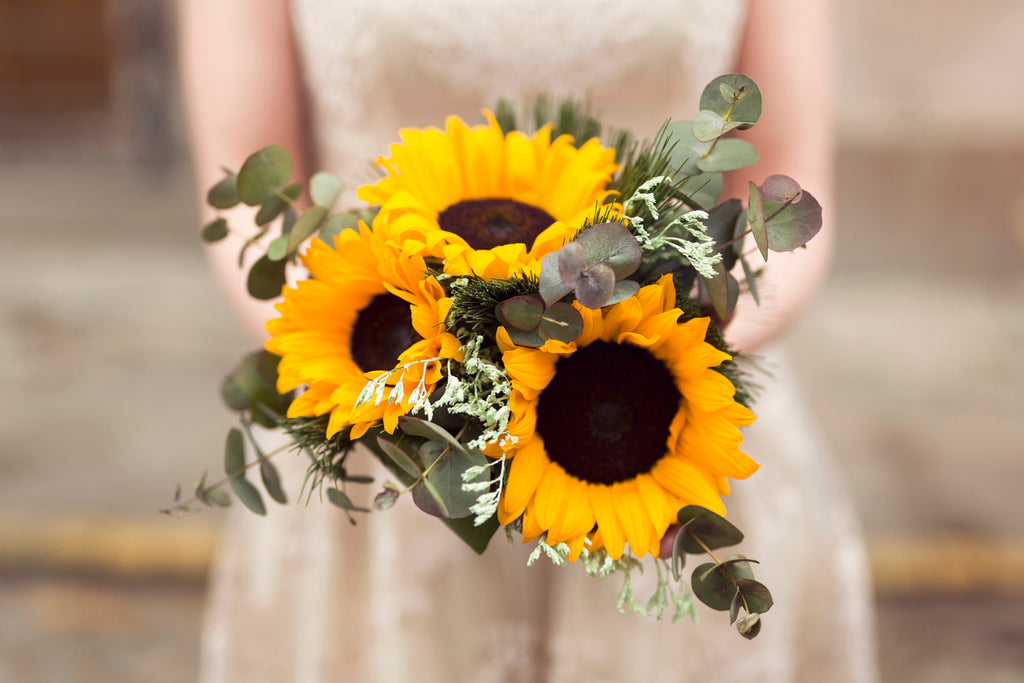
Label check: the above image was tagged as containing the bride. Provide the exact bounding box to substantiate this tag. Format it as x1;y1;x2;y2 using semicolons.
178;1;878;680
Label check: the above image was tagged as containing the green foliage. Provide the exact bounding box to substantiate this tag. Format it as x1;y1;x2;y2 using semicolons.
219;350;290;428
246;254;288;300
255;182;302;226
446;274;539;339
309;171;344;208
699;74;762;131
237;145;293;206
206;175;240;210
748;176;823;255
200;218;229;243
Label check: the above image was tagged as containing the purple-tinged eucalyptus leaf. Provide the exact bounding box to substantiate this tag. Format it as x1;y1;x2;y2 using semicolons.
574;263;616;309
557;241;587;285
537;302;583;344
538;251;574;306
574;222;642;279
498;295;545;331
760;174;802;204
764;190;822;252
504;325;546;347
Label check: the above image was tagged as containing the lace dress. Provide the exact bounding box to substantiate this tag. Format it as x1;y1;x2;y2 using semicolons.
199;2;878;681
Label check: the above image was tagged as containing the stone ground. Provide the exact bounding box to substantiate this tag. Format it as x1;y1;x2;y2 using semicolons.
1;147;1022;681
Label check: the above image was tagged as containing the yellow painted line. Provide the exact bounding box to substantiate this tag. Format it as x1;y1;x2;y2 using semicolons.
1;515;1023;594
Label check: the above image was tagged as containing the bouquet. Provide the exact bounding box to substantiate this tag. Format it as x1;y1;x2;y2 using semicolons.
167;74;823;640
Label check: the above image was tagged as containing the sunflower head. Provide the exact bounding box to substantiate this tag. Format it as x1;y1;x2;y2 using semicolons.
265;218;461;439
357;111;619;274
494;275;757;562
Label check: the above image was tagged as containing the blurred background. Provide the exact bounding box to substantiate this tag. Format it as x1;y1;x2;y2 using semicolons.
1;1;1022;680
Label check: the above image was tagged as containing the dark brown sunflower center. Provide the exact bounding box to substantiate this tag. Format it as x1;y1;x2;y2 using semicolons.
437;198;556;250
535;341;682;485
350;294;418;373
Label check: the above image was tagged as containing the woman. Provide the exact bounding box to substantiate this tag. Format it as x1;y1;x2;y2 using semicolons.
179;1;877;680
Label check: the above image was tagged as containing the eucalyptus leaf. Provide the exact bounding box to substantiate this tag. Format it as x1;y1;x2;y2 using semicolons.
702;259;731;322
309;171;344;208
266;235;289;262
224;428;245;475
327;487;360;511
375;435;423;479
662;121;711;175
318;212;359;246
557;242;587;285
703;199;744;272
739;255;761;306
696;139;759;173
700;74;762;129
281;208;297;235
538;251;574;306
678;172;722;212
237;145;293;206
398;416;469;456
537;302;583;343
254;182;302;226
691;561;734;611
201;218;229;243
440;514;501;555
763;190;823;252
206;176;240;210
603;279;640;306
229;476;266;515
692;109;744;142
259;459;288;504
760;174;802;204
206;487;231;508
574;263;616;308
286;205;329;254
736;612;762;639
373;482;400;510
498;295;545;331
671;525;689;581
735;577;773;614
574;222;642;278
504;325;546;347
411;475;451;518
422;444;489;519
246;254;288;300
747;181;769;260
676;505;744;554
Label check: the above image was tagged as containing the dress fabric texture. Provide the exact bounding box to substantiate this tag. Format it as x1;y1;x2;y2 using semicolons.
199;1;879;681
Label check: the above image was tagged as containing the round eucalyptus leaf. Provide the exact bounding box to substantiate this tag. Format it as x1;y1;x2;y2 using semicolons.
574;263;616;309
266;235;289;262
206;176;240;210
259;459;288;504
505;325;546;347
574;222;642;278
254;182;302;226
691;561;735;611
603;279;640;306
662;121;710;175
229;476;266;516
309;171;344;208
419;443;489;519
747;182;769;260
373;483;400;511
675;505;745;554
412;475;451;518
237;145;293;206
699;74;762;129
696;139;759;173
735;577;773;614
736;613;762;639
538;302;583;343
200;218;229;243
286;205;329;253
246;254;288;300
557;241;587;286
206;487;231;508
764;190;823;252
692;109;743;142
538;251;574;306
760;174;802;204
375;435;423;479
498;295;544;331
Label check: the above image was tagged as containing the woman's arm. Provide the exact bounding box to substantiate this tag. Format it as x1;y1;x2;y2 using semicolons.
177;0;310;341
722;0;836;353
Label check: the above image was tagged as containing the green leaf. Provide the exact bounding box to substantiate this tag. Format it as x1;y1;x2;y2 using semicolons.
735;577;773;614
327;487;368;512
254;182;302;226
747;181;769;260
229;476;266;515
696;139;759;173
692;109;744;142
259;459;288;504
498;295;545;331
691;561;735;611
671;525;688;581
676;505;744;554
700;74;762;129
703;199;745;272
219;350;289;426
309;172;344;208
266;235;289;262
678;172;722;211
662;121;711;175
423;444;489;519
318;212;359;246
538;301;584;343
237;145;293;206
574;222;642;279
739;255;760;306
604;279;640;306
375;435;423;479
246;254;288;300
760;174;803;204
538;251;574;306
412;474;450;518
557;242;587;285
206;487;231;508
703;259;731;322
504;325;546;347
373;482;400;510
440;514;501;555
286;205;329;254
224;428;245;475
397;416;469;456
763;190;823;252
735;612;762;639
206;176;240;210
200;218;229;243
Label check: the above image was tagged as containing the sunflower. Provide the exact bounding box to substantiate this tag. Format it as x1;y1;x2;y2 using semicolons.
265;219;461;439
494;275;758;562
356;112;619;273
